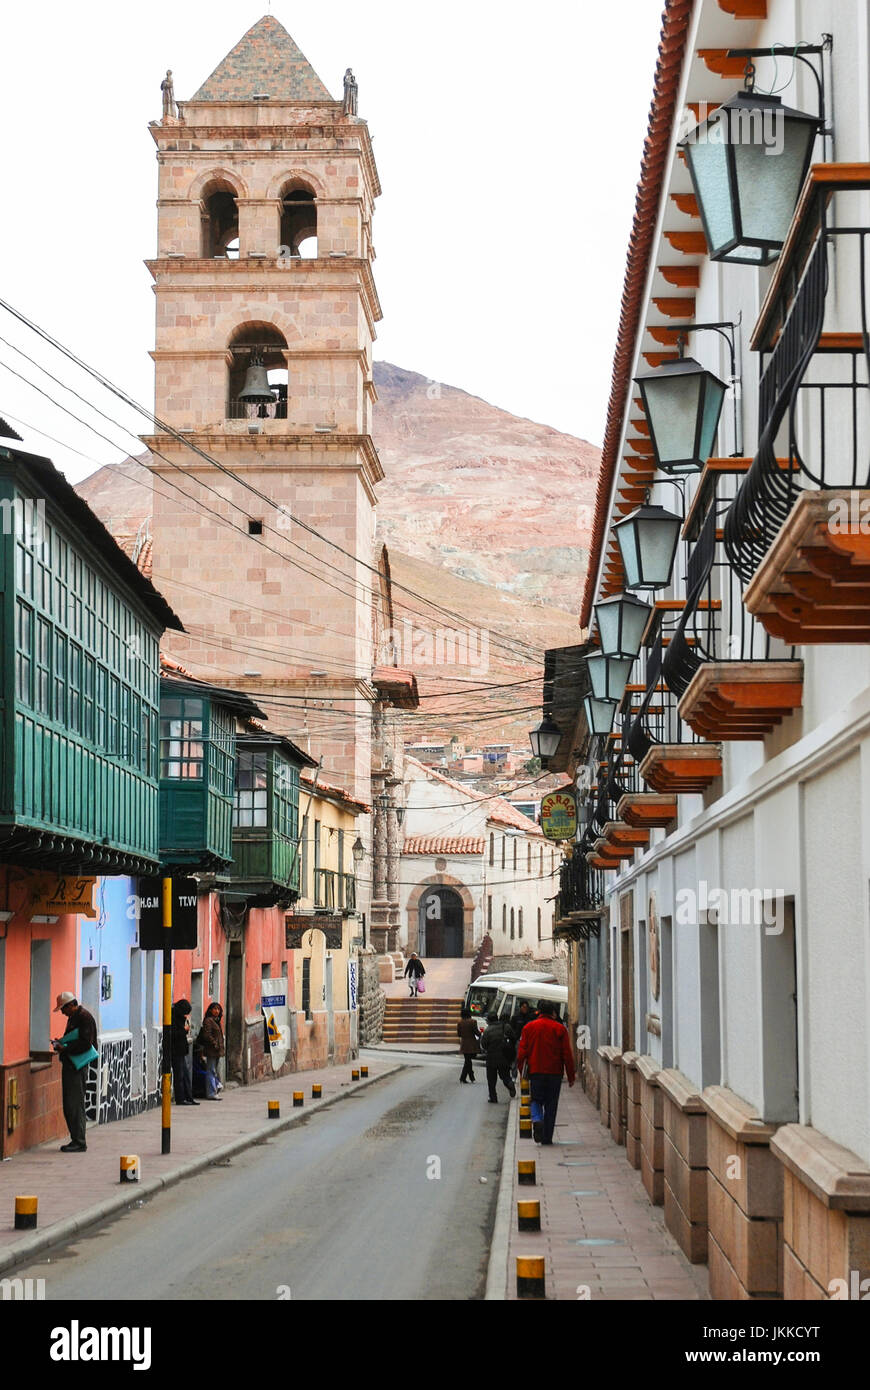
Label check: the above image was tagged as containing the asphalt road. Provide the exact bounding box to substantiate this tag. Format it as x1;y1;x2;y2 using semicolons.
16;1055;508;1302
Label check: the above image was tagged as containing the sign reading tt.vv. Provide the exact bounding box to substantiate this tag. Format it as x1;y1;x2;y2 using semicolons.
136;877;199;949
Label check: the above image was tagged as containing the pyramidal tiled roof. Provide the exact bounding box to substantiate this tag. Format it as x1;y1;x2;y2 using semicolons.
191;16;334;102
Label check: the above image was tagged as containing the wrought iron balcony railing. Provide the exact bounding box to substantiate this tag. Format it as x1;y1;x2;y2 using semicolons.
723;168;870;593
556;854;604;929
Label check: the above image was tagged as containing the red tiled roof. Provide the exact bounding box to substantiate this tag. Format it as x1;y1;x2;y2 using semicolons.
160;652;193;677
579;0;695;627
402;835;486;856
301;767;370;814
404;756;543;837
191;15;334;102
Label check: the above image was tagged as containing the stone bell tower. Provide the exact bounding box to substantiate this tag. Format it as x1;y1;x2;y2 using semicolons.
143;16;383;799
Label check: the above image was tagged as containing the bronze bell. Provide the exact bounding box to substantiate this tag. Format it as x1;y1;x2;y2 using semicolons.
238;354;275;405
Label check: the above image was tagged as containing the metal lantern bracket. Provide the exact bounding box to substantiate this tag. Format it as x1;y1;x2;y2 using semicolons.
669;320;742;458
726;37;833;146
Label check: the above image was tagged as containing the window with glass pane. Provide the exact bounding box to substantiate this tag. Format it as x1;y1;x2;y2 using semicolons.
15;600;32;705
36;617;51;716
233;748;268;826
160;697;204;780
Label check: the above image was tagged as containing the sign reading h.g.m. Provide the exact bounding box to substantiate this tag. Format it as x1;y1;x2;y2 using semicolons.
134;877;199;949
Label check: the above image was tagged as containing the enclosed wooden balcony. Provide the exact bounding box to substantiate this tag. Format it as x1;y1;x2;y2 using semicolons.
639;742;723;793
229;733;317;908
743;490;870;643
677;661;803;740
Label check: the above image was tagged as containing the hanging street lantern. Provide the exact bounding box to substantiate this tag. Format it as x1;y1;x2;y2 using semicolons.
593;593;651;660
679;87;820;266
529;714;562;763
634;357;727;475
587;652;634;704
612;503;682;591
583;696;618;737
352;836;365;867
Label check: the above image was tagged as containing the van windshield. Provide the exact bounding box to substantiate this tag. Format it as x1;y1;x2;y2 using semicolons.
466;985;495;1017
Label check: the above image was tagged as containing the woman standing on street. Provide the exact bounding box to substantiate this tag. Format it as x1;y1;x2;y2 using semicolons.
457;1007;480;1083
196;1001;225;1100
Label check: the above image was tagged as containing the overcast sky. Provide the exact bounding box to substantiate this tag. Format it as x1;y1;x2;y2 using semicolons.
0;1;664;482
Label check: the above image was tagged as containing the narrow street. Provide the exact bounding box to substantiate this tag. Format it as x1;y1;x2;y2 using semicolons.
11;1057;506;1302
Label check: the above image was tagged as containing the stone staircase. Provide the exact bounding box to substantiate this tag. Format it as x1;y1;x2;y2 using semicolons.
382;997;463;1046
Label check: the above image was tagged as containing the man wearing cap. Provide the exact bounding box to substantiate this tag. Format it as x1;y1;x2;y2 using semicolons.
51;992;98;1153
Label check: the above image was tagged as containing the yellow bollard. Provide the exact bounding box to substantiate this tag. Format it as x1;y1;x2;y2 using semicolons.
312;1083;322;1098
293;1091;303;1108
517;1199;541;1232
119;1155;140;1184
14;1195;38;1230
360;1065;369;1077
517;1159;537;1186
516;1256;546;1299
521;1079;530;1095
267;1100;280;1120
519;1118;533;1138
351;1069;360;1081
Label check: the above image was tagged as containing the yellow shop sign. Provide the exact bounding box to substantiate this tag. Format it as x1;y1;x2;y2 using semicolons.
30;875;98;919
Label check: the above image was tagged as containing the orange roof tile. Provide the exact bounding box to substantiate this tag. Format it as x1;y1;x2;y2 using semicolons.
402;835;486;856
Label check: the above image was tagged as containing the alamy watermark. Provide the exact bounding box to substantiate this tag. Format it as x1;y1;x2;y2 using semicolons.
828;492;870;534
676;881;785;934
0;496;46;547
378;618;489;675
677;101;785;157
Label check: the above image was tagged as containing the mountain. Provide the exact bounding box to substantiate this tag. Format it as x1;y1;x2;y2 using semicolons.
371;362;598;611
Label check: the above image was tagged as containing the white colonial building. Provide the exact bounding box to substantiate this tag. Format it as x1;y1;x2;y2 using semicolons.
546;0;870;1301
398;758;562;963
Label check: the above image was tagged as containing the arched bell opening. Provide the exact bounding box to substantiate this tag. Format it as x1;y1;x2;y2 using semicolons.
201;183;240;259
280;183;318;260
226;323;289;421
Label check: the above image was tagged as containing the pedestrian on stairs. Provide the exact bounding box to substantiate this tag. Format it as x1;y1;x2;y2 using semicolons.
457;1007;480;1083
404;953;426;997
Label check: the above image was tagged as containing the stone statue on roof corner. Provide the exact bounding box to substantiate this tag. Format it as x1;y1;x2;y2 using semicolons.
343;68;358;117
161;69;177;120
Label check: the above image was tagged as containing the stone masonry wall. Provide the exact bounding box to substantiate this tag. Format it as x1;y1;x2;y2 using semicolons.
359;953;386;1045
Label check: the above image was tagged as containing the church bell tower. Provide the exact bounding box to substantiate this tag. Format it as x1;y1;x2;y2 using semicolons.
144;16;383;798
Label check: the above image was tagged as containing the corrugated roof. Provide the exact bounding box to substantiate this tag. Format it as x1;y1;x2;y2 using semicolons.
191;16;334;102
402;835;486;856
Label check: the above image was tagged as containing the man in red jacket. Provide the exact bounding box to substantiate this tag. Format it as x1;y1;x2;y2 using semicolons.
515;1000;575;1145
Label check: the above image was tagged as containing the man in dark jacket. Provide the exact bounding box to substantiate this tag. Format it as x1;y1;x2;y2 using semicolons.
171;999;198;1105
516;1000;575;1145
481;1012;517;1102
51;991;98;1152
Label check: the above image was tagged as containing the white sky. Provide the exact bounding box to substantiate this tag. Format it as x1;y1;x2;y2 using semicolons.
0;1;664;482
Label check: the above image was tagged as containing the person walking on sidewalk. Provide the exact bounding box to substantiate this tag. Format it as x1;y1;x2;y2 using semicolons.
516;1000;575;1144
481;1012;517;1102
171;999;198;1106
457;1007;481;1083
404;952;426;997
51;991;98;1152
195;1001;225;1099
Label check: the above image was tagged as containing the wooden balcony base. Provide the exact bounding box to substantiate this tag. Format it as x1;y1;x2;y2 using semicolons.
593;837;635;863
743;491;870;643
586;853;616;870
615;792;678;829
602;821;651;850
639;742;723;793
677;661;803;741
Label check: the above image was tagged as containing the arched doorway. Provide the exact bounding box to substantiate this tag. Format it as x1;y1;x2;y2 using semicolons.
419;886;464;957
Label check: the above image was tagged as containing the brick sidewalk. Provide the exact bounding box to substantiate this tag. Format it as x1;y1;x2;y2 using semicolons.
505;1083;710;1301
0;1056;399;1269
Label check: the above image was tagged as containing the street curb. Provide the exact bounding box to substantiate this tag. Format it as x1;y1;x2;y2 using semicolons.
485;1090;518;1301
0;1065;403;1276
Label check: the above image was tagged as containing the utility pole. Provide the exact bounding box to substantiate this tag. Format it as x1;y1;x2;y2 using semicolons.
161;876;172;1154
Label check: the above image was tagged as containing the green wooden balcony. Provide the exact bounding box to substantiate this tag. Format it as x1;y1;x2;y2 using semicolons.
158;675;264;872
229;734;317;908
0;432;182;873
